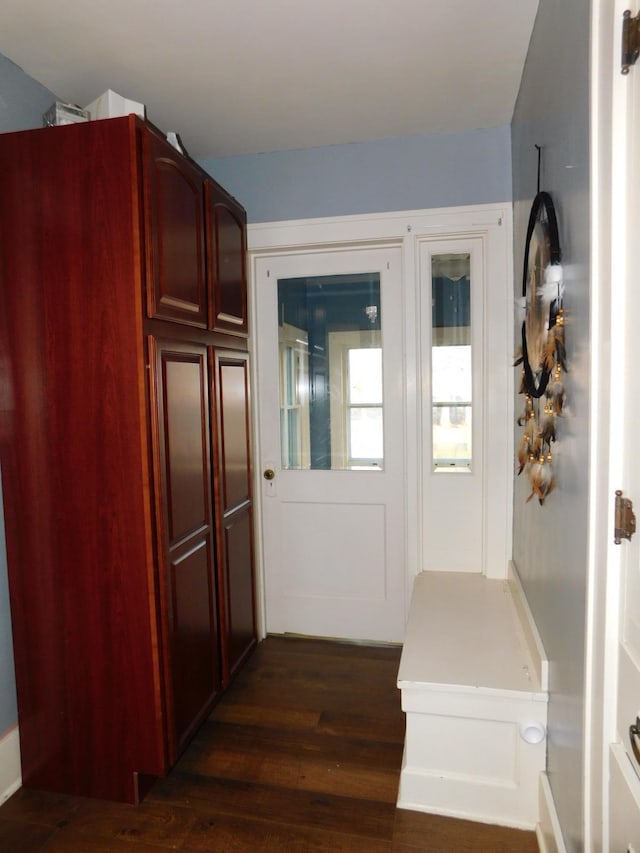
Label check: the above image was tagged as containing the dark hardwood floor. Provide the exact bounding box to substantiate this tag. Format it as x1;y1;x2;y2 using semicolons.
0;637;539;851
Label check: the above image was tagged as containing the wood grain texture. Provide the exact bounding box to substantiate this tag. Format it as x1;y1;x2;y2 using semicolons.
211;352;257;683
0;637;540;851
206;181;248;337
143;129;207;328
0;117;166;802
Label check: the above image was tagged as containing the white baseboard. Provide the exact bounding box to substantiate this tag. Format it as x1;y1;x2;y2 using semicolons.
537;773;567;853
0;725;21;804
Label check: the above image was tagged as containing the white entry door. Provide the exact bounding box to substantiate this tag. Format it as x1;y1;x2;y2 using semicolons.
253;246;406;643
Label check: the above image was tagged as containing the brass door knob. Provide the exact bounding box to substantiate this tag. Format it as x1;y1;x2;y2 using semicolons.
263;468;276;481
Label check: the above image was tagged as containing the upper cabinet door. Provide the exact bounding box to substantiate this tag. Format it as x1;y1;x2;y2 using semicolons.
206;181;248;336
143;131;207;327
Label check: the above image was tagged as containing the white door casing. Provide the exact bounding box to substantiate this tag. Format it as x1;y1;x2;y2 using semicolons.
248;205;513;646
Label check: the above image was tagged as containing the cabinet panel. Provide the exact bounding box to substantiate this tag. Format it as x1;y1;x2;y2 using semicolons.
144;132;207;327
162;356;209;539
211;352;256;681
152;339;221;756
169;538;217;749
206;182;248;336
218;361;252;508
223;507;256;677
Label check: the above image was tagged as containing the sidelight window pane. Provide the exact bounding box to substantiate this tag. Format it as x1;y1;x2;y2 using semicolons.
431;253;472;469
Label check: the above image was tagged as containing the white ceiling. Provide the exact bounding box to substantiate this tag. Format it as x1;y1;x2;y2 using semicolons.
0;0;539;160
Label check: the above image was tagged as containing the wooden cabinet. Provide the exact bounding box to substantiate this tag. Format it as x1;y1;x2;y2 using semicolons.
0;115;256;804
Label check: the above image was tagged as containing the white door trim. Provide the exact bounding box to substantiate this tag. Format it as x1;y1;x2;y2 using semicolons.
247;203;514;641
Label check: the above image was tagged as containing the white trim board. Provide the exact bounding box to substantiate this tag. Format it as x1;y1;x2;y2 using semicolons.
248;203;514;592
508;561;549;692
0;726;21;805
537;773;568;853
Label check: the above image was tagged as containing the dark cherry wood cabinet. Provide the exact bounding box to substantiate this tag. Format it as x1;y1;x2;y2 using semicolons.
0;115;256;804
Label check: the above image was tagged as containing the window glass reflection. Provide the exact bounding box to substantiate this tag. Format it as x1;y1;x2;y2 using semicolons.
431;254;472;469
278;274;383;470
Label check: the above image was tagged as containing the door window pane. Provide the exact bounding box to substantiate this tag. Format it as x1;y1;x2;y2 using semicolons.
278;274;383;470
431;254;472;468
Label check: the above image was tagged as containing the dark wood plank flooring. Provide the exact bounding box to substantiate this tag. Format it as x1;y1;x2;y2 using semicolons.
0;637;539;851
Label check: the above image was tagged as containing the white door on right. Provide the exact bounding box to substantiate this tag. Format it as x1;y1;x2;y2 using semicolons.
609;5;640;848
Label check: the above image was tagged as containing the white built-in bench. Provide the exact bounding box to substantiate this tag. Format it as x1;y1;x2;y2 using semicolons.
397;568;548;829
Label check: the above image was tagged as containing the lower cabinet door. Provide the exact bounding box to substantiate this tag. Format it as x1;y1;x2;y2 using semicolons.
149;336;222;757
211;350;257;682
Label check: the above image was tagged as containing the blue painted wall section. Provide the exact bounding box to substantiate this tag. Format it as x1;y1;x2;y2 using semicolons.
201;125;512;224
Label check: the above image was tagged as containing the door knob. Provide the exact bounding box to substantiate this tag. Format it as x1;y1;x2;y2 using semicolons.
263;468;276;481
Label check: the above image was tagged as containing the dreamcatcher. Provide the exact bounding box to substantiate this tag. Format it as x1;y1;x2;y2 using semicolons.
514;176;566;506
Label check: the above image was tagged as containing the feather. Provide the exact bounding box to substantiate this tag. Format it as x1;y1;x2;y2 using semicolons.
523;412;536;443
517;395;533;427
546;378;565;415
517;435;530;475
539;404;556;446
531;430;542;459
554;334;567;372
543;327;558;372
518;369;526;394
537;454;556;505
552;310;568;371
544;263;563;285
526;457;542;503
527;454;556;505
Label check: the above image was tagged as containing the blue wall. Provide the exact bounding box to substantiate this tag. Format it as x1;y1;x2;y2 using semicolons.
511;1;590;849
0;54;58;736
201;125;512;223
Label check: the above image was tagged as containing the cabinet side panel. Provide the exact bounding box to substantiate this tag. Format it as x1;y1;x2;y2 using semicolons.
0;118;166;802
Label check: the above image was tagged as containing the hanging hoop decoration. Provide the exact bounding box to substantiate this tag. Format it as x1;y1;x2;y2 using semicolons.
521;191;562;397
515;185;566;506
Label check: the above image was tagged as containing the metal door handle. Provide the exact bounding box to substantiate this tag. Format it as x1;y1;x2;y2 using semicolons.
630;717;640;764
263;468;276;481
